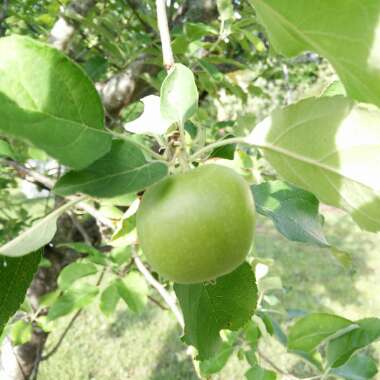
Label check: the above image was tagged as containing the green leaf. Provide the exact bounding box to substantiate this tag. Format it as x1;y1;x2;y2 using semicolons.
321;81;347;98
99;283;120;318
0;139;16;159
288;313;356;353
250;0;380;108
252;181;328;246
199;342;234;376
331;354;378;380
48;284;99;320
58;242;107;265
174;263;258;360
0;251;41;336
0;36;111;169
245;366;277;380
0;198;80;257
160;63;198;125
10;320;32;346
249;96;380;232
57;262;98;291
116;272;148;313
124;95;171;135
54;140;168;198
327;318;380;368
217;0;234;21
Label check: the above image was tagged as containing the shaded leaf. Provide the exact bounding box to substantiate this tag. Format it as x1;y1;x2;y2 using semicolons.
174;263;257;360
48;284;99;320
99;283;120;318
327;318;380;368
54;140;168;198
116;272;148;313
331;354;378;380
0;140;16;159
246;366;277;380
252;181;328;246
288;313;356;353
0;251;41;336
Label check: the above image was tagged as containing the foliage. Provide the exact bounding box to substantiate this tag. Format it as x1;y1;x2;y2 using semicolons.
0;1;380;379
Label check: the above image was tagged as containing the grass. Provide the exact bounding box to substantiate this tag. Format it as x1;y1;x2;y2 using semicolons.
38;208;380;380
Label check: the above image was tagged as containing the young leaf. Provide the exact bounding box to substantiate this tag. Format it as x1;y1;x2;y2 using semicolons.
160;63;198;125
288;313;355;353
10;320;33;346
331;354;378;380
217;0;234;21
174;263;257;360
57;262;98;291
48;284;99;320
245;366;277;380
327;318;380;368
199;342;234;376
54;140;168;198
124;95;172;135
252;181;328;246
0;251;41;336
58;242;107;265
0;198;80;257
99;283;120;318
0;36;111;169
251;0;380;108
0;140;16;159
248;96;380;232
115;272;148;313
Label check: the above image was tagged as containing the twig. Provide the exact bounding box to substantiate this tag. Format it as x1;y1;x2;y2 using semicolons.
257;348;299;380
41;268;106;361
68;212;92;245
156;0;174;70
148;295;168;310
133;253;184;328
41;309;82;361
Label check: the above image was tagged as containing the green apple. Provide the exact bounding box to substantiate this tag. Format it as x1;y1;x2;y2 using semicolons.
136;164;255;283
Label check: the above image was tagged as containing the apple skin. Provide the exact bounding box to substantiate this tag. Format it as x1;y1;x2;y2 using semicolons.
136;164;256;284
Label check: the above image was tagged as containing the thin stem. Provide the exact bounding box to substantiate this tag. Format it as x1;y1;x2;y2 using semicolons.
190;137;248;161
156;0;174;70
133;253;184;329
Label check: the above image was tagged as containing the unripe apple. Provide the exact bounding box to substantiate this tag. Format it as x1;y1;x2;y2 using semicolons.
137;164;255;283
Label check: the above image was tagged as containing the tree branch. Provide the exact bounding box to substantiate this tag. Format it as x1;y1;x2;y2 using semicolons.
156;0;174;70
133;253;184;329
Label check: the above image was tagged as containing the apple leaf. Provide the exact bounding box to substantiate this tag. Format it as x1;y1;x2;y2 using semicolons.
249;96;380;233
0;35;111;169
288;313;356;353
116;272;149;313
251;0;380;108
57;262;98;291
252;181;328;246
99;283;120;318
327;318;380;368
0;251;41;337
0;140;16;159
331;354;378;380
124;95;172;135
0;198;81;257
54;140;168;198
174;263;257;360
160;63;198;125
